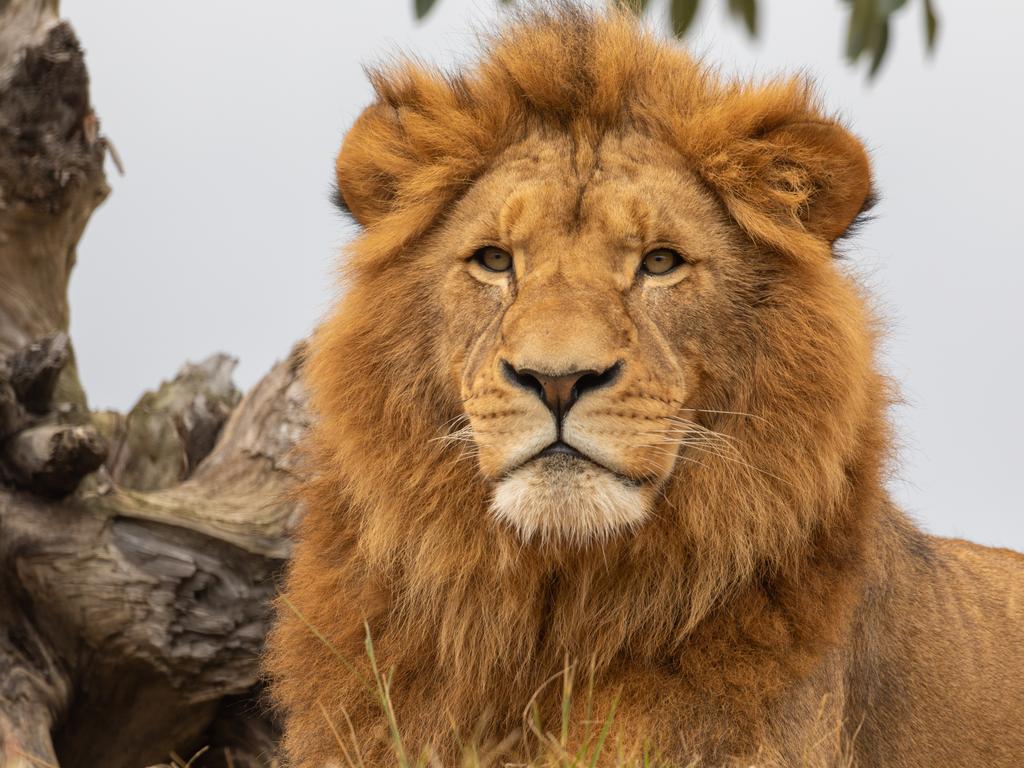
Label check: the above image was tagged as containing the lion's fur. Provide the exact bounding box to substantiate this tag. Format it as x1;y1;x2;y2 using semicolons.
266;5;1024;766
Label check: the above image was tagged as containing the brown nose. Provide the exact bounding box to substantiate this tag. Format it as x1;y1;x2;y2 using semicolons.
502;360;622;423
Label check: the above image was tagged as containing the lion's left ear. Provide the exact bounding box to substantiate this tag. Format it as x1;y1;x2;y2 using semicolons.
334;102;407;227
704;120;873;259
777;121;873;243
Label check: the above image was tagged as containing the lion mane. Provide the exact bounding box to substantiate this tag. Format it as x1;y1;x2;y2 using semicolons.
267;5;1024;766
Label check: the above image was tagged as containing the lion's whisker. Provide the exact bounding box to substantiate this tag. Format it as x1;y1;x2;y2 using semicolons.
633;434;787;485
661;420;741;442
647;430;737;448
431;423;476;444
678;407;770;424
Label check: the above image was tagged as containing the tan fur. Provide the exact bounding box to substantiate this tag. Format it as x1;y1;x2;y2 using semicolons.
266;5;1024;766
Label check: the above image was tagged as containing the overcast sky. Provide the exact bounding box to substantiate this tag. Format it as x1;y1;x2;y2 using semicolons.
62;0;1023;549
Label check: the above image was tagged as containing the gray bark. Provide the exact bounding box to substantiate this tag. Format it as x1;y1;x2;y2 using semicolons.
0;3;305;766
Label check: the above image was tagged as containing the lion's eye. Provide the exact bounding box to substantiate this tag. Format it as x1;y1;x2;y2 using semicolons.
472;246;513;273
640;248;685;276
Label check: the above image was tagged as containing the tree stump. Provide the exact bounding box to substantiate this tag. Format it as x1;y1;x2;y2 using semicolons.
0;3;305;766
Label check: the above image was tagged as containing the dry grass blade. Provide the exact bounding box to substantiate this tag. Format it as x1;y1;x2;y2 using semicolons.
280;593;372;689
363;624;411;767
319;698;360;768
13;752;59;768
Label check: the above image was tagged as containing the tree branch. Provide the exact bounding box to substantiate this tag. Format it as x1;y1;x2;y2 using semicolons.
0;3;305;765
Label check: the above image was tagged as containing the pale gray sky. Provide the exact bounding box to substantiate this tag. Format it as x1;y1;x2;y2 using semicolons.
63;1;1023;549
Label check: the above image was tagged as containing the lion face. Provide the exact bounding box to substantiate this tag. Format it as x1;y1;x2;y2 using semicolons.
429;132;750;543
326;9;872;552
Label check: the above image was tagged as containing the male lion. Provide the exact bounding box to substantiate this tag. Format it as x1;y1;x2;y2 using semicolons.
266;5;1024;766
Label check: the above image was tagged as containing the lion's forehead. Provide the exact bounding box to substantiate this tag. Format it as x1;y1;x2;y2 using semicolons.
453;130;720;275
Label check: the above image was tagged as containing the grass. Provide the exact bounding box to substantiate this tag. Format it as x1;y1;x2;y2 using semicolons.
124;597;851;768
278;595;674;768
318;639;660;768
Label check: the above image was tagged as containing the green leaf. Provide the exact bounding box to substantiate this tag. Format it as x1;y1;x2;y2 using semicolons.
670;0;701;37
845;0;876;60
868;18;890;77
614;0;653;12
728;0;757;37
414;0;438;20
923;0;939;51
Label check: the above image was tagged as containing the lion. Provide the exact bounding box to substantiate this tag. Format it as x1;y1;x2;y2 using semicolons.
266;5;1024;766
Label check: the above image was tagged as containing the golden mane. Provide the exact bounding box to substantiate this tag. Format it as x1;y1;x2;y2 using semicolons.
339;3;870;268
268;4;895;763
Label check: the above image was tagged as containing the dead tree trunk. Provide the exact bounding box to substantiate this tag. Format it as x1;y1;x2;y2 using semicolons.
1;3;305;766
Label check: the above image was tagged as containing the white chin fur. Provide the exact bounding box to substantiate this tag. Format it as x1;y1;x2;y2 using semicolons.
490;456;651;545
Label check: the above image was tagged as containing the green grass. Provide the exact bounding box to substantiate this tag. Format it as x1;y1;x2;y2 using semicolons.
278;595;673;768
137;598;851;768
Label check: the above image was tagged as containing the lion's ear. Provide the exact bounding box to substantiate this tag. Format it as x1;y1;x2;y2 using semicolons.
706;119;873;259
773;121;873;243
334;102;407;227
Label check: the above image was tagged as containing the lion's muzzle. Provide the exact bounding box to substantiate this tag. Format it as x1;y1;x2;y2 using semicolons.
501;359;622;425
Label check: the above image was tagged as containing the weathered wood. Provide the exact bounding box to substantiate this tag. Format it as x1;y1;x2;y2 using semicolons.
0;343;305;767
2;422;106;495
107;354;242;492
0;2;305;766
0;366;29;439
6;333;69;415
0;1;104;416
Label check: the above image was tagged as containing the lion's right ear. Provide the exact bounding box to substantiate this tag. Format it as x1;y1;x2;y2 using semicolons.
334;103;407;227
697;113;874;261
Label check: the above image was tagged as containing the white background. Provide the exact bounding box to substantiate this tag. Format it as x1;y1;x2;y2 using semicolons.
63;1;1023;548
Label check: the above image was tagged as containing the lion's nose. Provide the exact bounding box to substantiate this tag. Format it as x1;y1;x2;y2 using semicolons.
501;360;622;423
